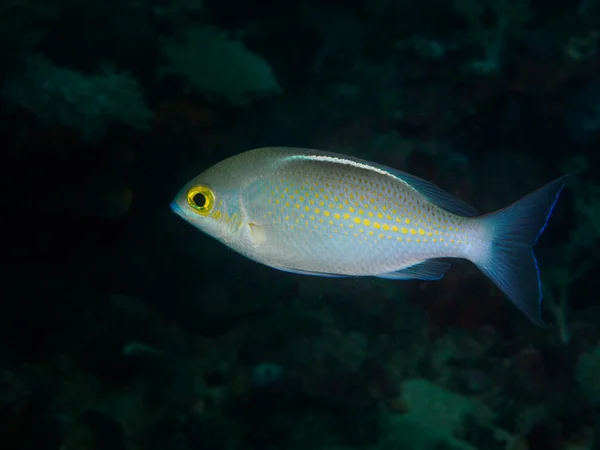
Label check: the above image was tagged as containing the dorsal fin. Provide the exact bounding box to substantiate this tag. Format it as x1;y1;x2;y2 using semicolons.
281;148;479;217
384;168;478;217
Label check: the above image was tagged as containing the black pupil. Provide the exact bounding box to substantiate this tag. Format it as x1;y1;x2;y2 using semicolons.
193;192;207;208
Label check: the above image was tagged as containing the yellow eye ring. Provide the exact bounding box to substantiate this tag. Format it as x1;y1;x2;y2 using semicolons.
187;185;215;215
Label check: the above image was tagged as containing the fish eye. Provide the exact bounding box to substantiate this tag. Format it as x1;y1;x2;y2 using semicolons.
193;192;207;208
187;185;215;215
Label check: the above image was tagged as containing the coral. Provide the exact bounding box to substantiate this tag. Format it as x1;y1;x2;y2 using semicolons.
380;379;516;449
453;0;532;73
0;0;61;65
160;26;282;106
576;345;600;406
543;165;600;344
2;54;153;141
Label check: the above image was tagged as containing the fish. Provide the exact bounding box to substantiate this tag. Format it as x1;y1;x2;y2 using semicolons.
171;147;567;326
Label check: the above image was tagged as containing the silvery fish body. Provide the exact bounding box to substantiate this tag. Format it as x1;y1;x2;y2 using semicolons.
171;147;566;326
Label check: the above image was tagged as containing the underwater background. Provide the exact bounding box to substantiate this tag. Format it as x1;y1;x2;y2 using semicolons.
1;0;600;449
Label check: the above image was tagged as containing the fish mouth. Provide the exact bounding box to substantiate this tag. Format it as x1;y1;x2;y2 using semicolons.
170;201;185;218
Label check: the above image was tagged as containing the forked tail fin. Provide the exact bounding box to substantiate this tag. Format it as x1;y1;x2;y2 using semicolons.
472;176;568;326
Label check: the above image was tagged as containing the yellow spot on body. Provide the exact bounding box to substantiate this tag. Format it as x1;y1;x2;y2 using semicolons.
369;231;374;236
343;213;350;220
359;209;364;215
374;222;381;229
405;218;411;224
363;219;371;226
353;217;361;224
349;207;355;213
410;229;416;235
418;229;425;235
391;225;398;232
334;213;341;219
295;204;300;209
377;213;383;219
379;233;385;239
401;227;408;234
368;212;374;217
324;211;330;217
285;202;291;207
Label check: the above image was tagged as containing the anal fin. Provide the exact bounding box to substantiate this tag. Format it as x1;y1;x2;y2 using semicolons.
375;259;451;280
274;266;348;278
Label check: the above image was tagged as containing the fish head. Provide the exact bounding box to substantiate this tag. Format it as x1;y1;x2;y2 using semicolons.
170;165;244;245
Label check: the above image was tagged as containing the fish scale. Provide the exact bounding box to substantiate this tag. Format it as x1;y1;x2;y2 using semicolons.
244;157;472;275
171;147;567;326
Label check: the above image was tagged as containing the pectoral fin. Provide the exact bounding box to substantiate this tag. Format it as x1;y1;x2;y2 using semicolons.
248;222;267;246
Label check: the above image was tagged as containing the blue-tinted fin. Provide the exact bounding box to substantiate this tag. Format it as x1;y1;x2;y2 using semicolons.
316;150;479;217
375;259;451;280
472;176;568;327
274;266;348;278
388;169;478;217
